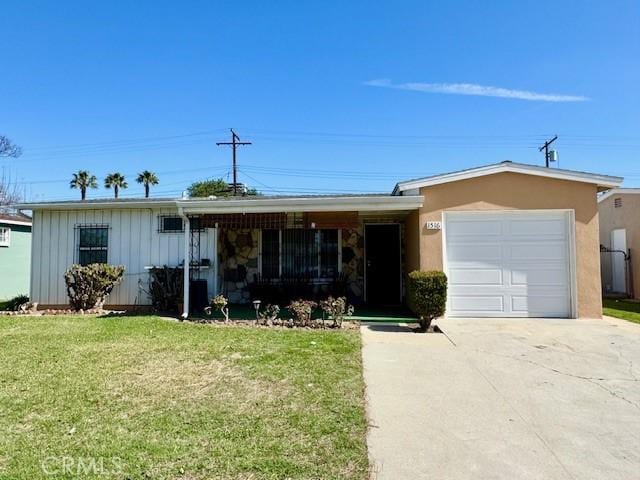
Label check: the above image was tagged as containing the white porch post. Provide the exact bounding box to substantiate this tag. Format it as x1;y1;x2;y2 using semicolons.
180;209;190;319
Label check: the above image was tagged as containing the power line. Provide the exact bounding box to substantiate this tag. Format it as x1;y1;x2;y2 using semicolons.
25;129;227;152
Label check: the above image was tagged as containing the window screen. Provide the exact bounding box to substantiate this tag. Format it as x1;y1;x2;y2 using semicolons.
282;229;318;277
320;230;339;277
261;229;339;279
261;230;280;279
78;226;108;265
159;216;183;232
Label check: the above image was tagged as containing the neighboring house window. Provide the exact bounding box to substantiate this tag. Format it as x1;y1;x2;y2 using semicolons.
158;215;203;232
261;229;340;279
77;225;109;265
614;197;622;208
0;227;10;247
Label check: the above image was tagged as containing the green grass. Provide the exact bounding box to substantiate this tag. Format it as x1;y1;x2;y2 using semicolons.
603;298;640;325
0;315;369;479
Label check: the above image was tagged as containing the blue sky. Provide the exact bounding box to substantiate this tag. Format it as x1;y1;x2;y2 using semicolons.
1;0;638;201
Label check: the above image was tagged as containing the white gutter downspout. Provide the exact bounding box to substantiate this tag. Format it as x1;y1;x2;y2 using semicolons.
178;207;190;319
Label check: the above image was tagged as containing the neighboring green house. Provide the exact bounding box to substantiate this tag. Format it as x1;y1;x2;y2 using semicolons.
0;213;32;300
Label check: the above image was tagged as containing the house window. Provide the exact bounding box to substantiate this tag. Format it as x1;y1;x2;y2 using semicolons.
261;229;340;279
614;197;622;208
77;225;109;265
158;215;203;232
0;227;10;247
159;215;183;232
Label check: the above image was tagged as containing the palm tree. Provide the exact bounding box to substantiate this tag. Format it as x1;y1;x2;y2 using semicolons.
104;172;128;199
136;170;159;198
70;170;98;200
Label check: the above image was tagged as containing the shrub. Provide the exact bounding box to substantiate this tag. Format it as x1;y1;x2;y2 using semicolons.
2;294;30;311
149;267;183;312
407;271;447;331
211;294;230;322
258;304;281;324
64;264;125;311
287;299;317;327
319;296;354;328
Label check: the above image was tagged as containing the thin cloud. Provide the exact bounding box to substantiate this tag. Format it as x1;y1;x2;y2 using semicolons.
364;79;589;102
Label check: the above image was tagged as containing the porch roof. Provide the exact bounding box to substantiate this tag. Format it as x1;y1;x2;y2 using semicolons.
17;193;424;213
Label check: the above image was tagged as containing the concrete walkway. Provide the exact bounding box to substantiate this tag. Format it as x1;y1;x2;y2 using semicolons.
362;317;640;480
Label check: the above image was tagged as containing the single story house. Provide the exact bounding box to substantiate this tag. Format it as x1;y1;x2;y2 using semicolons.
598;188;640;298
18;161;622;318
0;213;32;300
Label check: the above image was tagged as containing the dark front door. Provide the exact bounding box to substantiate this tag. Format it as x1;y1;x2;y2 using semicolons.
365;224;401;305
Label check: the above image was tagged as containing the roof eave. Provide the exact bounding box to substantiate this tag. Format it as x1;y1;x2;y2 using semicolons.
0;219;32;226
598;188;640;203
179;196;423;214
394;163;623;193
15;195;424;213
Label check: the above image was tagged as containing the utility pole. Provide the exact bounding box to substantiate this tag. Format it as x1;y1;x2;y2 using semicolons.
216;129;252;195
539;135;558;168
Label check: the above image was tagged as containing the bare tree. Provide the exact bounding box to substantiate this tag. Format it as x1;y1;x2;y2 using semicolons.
0;168;25;213
0;136;23;212
0;136;22;158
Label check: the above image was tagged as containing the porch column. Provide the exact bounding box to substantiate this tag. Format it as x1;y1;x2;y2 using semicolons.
181;212;190;318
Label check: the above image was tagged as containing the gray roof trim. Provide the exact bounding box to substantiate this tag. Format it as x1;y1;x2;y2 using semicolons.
393;161;623;194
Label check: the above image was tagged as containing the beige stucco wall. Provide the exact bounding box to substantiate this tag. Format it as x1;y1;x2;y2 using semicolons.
405;172;602;318
598;194;640;298
403;209;420;274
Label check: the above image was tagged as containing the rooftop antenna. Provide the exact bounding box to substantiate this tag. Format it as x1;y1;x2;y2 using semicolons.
216;129;252;195
539;135;558;168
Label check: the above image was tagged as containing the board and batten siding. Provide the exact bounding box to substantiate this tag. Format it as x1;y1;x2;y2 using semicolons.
30;208;218;306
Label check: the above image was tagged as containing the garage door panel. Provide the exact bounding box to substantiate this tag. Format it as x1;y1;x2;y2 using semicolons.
511;295;571;316
509;243;567;261
510;266;568;286
449;295;504;313
445;211;572;318
446;219;502;238
446;244;502;262
509;218;566;236
449;268;503;286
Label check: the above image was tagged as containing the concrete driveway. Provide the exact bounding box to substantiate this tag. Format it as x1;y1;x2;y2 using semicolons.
362;317;640;480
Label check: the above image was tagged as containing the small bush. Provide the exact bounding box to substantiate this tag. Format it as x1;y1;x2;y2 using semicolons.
287;299;317;327
210;294;230;322
407;271;447;331
2;294;30;311
319;296;354;328
149;267;183;312
258;304;281;324
64;264;125;311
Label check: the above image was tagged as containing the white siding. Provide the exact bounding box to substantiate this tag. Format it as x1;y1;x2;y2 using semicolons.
30;208;218;306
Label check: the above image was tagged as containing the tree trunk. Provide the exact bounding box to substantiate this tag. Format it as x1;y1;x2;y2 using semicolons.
115;186;119;198
418;317;432;332
145;184;150;198
81;188;86;200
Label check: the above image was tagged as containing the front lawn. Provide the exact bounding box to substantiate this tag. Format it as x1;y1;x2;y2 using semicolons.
0;315;369;479
603;298;640;325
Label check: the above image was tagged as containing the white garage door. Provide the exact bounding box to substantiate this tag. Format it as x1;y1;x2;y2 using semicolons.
444;211;573;318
